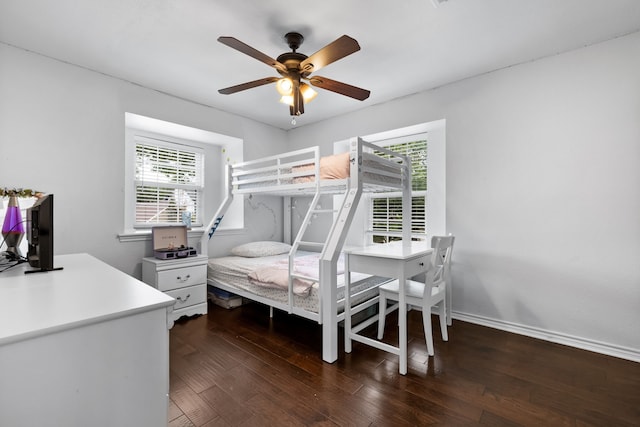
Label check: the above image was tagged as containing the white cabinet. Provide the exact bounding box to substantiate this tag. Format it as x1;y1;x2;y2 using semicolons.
0;253;174;427
142;255;208;325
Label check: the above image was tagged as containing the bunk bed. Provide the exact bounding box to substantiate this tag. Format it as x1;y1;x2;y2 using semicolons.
202;136;413;363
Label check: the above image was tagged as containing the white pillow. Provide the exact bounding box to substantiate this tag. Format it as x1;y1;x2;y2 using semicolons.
230;241;291;258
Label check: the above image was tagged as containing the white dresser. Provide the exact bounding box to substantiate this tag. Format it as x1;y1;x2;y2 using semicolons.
0;253;175;427
142;254;208;325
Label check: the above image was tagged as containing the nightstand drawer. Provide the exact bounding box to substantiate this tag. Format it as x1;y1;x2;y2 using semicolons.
157;265;206;291
166;284;206;310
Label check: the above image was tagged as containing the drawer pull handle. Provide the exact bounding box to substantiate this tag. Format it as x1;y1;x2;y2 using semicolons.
419;262;424;266
176;274;191;282
176;294;191;303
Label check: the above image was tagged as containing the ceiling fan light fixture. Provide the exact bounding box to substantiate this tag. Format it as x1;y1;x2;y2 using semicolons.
300;83;317;102
276;78;293;95
218;32;369;122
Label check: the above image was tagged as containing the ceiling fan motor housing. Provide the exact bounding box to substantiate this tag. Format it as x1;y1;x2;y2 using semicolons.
276;52;308;74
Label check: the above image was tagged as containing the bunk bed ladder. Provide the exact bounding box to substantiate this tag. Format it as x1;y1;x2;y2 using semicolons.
288;191;337;311
318;137;365;363
294;138;365;363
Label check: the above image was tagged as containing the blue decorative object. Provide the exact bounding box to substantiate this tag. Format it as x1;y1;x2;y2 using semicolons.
181;211;192;228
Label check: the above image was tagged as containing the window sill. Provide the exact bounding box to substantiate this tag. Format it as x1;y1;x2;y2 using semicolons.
118;227;246;243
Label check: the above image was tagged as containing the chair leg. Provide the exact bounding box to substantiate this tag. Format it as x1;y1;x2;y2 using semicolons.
438;302;448;341
446;289;452;326
422;310;434;356
377;292;388;339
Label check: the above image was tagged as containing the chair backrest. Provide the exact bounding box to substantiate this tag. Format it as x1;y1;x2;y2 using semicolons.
425;235;455;295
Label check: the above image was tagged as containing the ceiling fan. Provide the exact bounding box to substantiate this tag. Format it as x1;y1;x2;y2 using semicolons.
217;32;370;118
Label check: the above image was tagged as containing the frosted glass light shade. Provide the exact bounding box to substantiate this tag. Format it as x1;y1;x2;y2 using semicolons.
276;78;293;96
279;95;294;106
300;83;317;102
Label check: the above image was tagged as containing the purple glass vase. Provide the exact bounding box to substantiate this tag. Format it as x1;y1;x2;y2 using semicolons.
2;195;25;257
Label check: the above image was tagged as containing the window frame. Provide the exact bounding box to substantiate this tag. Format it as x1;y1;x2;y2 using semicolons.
121;113;244;242
336;120;446;247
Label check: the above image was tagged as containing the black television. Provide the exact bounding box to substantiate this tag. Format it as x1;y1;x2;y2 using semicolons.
26;194;59;272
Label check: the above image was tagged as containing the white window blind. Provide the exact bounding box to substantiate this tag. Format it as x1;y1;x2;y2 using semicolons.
134;136;204;228
369;138;427;242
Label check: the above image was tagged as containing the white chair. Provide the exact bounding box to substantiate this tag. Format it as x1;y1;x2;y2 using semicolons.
377;235;455;356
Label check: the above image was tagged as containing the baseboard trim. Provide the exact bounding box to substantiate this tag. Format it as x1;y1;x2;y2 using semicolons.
452;311;640;363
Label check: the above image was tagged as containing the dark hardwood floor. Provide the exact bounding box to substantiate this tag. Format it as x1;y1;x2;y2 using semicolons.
168;301;640;426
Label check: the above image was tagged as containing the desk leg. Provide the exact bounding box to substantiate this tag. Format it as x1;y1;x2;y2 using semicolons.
344;255;352;353
399;271;408;375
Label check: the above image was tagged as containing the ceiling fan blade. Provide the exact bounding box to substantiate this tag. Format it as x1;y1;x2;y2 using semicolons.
308;76;370;101
218;77;279;95
218;36;286;73
299;35;361;74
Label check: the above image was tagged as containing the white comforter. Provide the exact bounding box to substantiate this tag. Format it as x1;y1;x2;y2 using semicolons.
248;253;344;296
207;252;386;313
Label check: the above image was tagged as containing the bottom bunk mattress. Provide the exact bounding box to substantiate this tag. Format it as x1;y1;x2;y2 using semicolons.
207;251;387;314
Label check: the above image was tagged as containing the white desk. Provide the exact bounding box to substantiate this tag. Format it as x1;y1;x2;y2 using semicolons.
344;241;432;375
0;253;175;427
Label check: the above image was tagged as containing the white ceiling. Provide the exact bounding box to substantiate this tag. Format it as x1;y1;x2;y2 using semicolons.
2;0;639;130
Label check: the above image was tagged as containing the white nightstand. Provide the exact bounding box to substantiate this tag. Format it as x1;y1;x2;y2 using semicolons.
142;255;208;326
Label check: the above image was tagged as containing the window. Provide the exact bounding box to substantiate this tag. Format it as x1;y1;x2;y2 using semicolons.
122;113;244;241
338;119;445;247
134;136;204;228
369;137;427;242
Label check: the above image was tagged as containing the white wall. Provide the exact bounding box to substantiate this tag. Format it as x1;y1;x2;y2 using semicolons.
0;43;288;277
288;32;640;361
2;31;638;361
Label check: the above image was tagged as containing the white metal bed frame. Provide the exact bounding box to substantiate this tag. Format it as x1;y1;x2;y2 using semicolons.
202;136;413;363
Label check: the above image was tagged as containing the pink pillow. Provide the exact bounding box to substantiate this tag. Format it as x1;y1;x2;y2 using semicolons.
291;152;350;182
320;152;350;179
